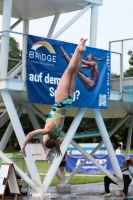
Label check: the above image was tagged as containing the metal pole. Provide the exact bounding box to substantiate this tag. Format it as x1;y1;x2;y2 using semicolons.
0;0;12;78
93;109;123;180
89;5;98;47
22;19;29;79
109;42;111;51
0;19;23;40
1;90;43;192
43;108;86;192
0;104;25;151
47;12;60;38
10;18;22;30
25;105;64;183
73;133;100;139
125;115;133;160
65;114;130;183
7;62;22;78
119;40;123;99
52;4;92;39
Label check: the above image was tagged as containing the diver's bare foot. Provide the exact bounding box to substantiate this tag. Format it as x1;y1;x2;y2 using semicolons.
77;38;87;52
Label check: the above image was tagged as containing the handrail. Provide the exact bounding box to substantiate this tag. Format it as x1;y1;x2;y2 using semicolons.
0;30;26;36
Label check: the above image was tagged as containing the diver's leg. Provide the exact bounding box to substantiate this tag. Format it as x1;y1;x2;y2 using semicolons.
55;38;87;102
68;52;83;97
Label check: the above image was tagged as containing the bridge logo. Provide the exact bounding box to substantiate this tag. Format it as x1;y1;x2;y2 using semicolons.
31;41;56;54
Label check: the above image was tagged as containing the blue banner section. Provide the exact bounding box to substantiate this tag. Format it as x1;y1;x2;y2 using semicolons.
26;35;110;108
66;154;133;174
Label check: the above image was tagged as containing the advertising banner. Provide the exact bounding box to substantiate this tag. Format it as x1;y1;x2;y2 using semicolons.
26;35;110;109
66;154;133;174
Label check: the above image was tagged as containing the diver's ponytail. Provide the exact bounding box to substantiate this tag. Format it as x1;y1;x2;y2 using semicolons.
55;139;62;157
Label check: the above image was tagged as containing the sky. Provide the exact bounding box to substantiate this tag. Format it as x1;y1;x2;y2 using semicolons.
0;0;133;74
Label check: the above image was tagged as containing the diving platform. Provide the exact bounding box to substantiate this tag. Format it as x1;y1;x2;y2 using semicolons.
0;0;102;20
0;77;133;118
0;0;133;199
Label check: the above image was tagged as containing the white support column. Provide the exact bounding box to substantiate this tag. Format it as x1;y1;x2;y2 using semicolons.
89;5;98;47
93;109;123;180
1;90;43;193
0;0;12;78
22;19;29;79
47;12;60;38
25;105;64;184
89;3;122;182
65;114;130;183
125;115;133;160
0;104;25;151
43;108;86;192
52;4;92;39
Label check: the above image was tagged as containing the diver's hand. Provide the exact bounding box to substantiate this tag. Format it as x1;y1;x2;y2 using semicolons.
20;147;27;158
45;149;51;159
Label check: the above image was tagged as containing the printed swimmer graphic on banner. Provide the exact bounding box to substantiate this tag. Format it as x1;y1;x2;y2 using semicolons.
26;35;110;109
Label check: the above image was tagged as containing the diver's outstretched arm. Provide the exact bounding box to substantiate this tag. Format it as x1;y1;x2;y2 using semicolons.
20;128;49;157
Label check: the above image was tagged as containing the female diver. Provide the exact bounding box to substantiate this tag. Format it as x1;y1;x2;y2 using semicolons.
21;38;87;158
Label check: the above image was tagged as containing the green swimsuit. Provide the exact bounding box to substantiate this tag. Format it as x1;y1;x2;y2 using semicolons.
46;96;73;137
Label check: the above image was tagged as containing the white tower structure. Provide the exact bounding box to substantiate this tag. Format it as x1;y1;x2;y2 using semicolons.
0;0;133;199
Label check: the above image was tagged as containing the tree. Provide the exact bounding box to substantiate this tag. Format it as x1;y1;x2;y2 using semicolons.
128;50;133;66
111;73;120;78
8;37;22;71
125;50;133;77
110;50;133;78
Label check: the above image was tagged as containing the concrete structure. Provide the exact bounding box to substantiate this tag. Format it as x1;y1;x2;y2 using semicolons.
0;0;133;199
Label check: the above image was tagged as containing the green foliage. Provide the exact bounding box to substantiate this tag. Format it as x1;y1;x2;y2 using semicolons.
128;50;133;66
125;67;133;77
111;73;120;78
19;113;33;134
8;37;22;71
124;50;133;77
111;50;133;78
0;121;10;139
